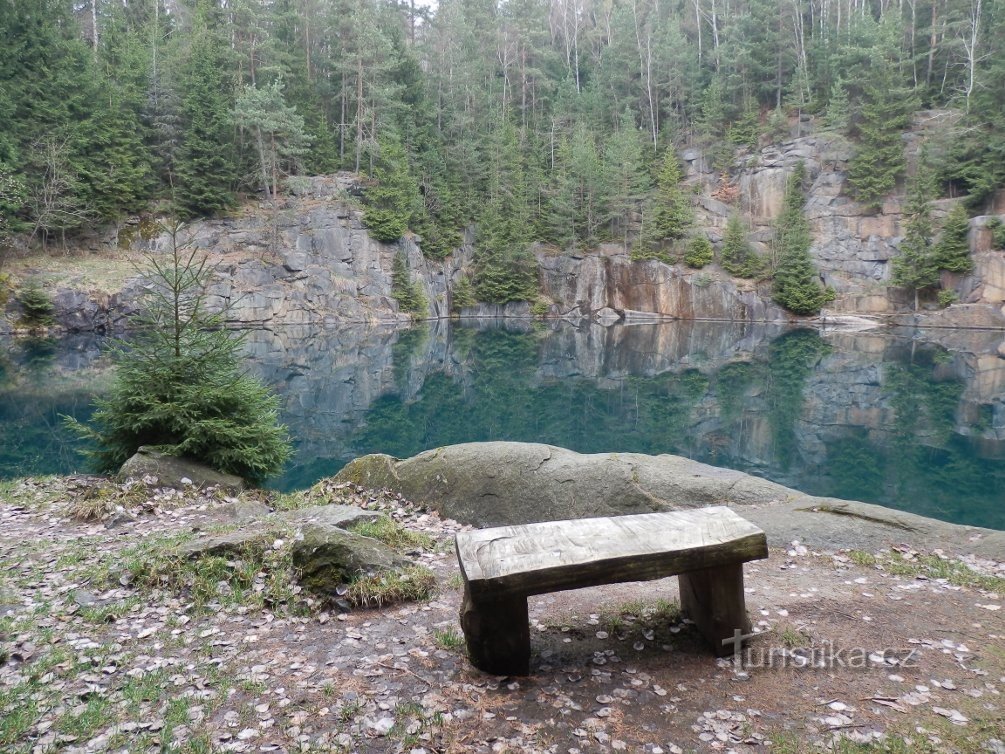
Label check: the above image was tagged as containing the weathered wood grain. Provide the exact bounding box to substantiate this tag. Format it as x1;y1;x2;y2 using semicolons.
455;506;767;599
455;506;768;675
679;563;752;657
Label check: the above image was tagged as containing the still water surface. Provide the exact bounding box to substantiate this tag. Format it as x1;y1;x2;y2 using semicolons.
2;320;1003;529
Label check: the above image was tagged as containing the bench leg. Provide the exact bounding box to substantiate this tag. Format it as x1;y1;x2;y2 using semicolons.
459;584;530;676
679;564;752;658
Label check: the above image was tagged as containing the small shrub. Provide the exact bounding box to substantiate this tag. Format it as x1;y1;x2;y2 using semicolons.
684;236;714;268
937;288;959;308
17;281;54;327
986;217;1005;250
450;274;477;311
530;297;551;317
630;244;674;264
65;221;291;484
0;272;11;307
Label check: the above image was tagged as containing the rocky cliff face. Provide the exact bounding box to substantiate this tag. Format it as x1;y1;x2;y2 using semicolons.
5;121;1005;332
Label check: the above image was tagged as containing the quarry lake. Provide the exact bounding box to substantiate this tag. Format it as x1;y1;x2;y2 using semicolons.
2;319;1004;530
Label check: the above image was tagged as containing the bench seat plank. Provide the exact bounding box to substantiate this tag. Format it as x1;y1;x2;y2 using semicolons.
456;506;767;599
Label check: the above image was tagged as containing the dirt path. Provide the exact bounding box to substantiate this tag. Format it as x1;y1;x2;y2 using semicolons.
1;478;1002;753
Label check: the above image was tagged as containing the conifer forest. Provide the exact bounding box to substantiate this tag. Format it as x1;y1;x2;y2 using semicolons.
1;0;1004;309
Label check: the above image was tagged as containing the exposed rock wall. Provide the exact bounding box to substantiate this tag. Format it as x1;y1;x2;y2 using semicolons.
6;123;1005;333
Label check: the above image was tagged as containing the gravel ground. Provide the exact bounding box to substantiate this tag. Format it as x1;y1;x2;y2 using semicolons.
1;477;1003;754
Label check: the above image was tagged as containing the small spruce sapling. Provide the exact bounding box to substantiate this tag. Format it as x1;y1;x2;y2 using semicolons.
67;221;291;483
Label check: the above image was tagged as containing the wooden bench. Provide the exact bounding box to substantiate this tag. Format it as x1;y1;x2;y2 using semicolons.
455;506;768;675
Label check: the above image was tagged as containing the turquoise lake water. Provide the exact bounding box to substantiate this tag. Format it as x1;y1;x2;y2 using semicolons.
2;320;1003;530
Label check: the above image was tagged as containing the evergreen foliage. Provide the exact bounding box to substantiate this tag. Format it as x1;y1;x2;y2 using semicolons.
934;204;974;274
647;148;693;248
68;222;291;483
234;79;311;199
684;236;713;269
0;0;1003;272
363;135;420;243
174;2;237;219
450;274;477;312
391;252;428;316
772;163;833;315
890;159;939;310
721;214;761;277
847;56;917;213
987;218;1005;250
17;281;54;326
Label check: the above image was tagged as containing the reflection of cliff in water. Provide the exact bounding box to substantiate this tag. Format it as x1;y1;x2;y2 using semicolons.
2;320;1003;528
242;320;1005;528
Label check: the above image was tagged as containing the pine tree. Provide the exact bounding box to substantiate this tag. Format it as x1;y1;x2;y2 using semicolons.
604;108;649;246
234;79;311;199
647;148;693;247
772;162;833;315
390;251;427;315
684;236;713;268
473;125;538;304
824;78;850;132
363;133;420;242
174;1;237;218
934;204;974;273
721;213;761;277
847;57;916;213
68;221;291;483
891;159;939;310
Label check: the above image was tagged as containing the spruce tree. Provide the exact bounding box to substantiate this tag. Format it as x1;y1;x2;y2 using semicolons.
363;134;420;242
891;159;939;310
847;58;916;213
721;213;761;277
933;204;974;274
772;162;833;315
174;2;237;219
68;221;291;484
390;252;428;315
647;148;693;247
684;236;713;268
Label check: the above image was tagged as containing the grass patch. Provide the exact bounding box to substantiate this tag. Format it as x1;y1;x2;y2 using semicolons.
346;515;434;552
345;564;436;608
84;530;302;612
777;623;809;648
433;628;465;651
614;597;681;622
848;550;878;567
68;481;149;521
882;552;1005;593
79;595;143;624
56;697;113;739
847;549;1004;594
0;683;39;751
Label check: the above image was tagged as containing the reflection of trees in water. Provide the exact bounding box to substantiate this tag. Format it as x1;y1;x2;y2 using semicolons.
350;324;1003;528
763;330;832;471
4;325;1004;528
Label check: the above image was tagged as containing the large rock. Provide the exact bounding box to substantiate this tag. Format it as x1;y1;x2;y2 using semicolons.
334;442;795;527
118;447;245;492
334;441;1005;558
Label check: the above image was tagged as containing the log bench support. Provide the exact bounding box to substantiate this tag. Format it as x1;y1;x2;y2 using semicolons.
455;506;768;675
